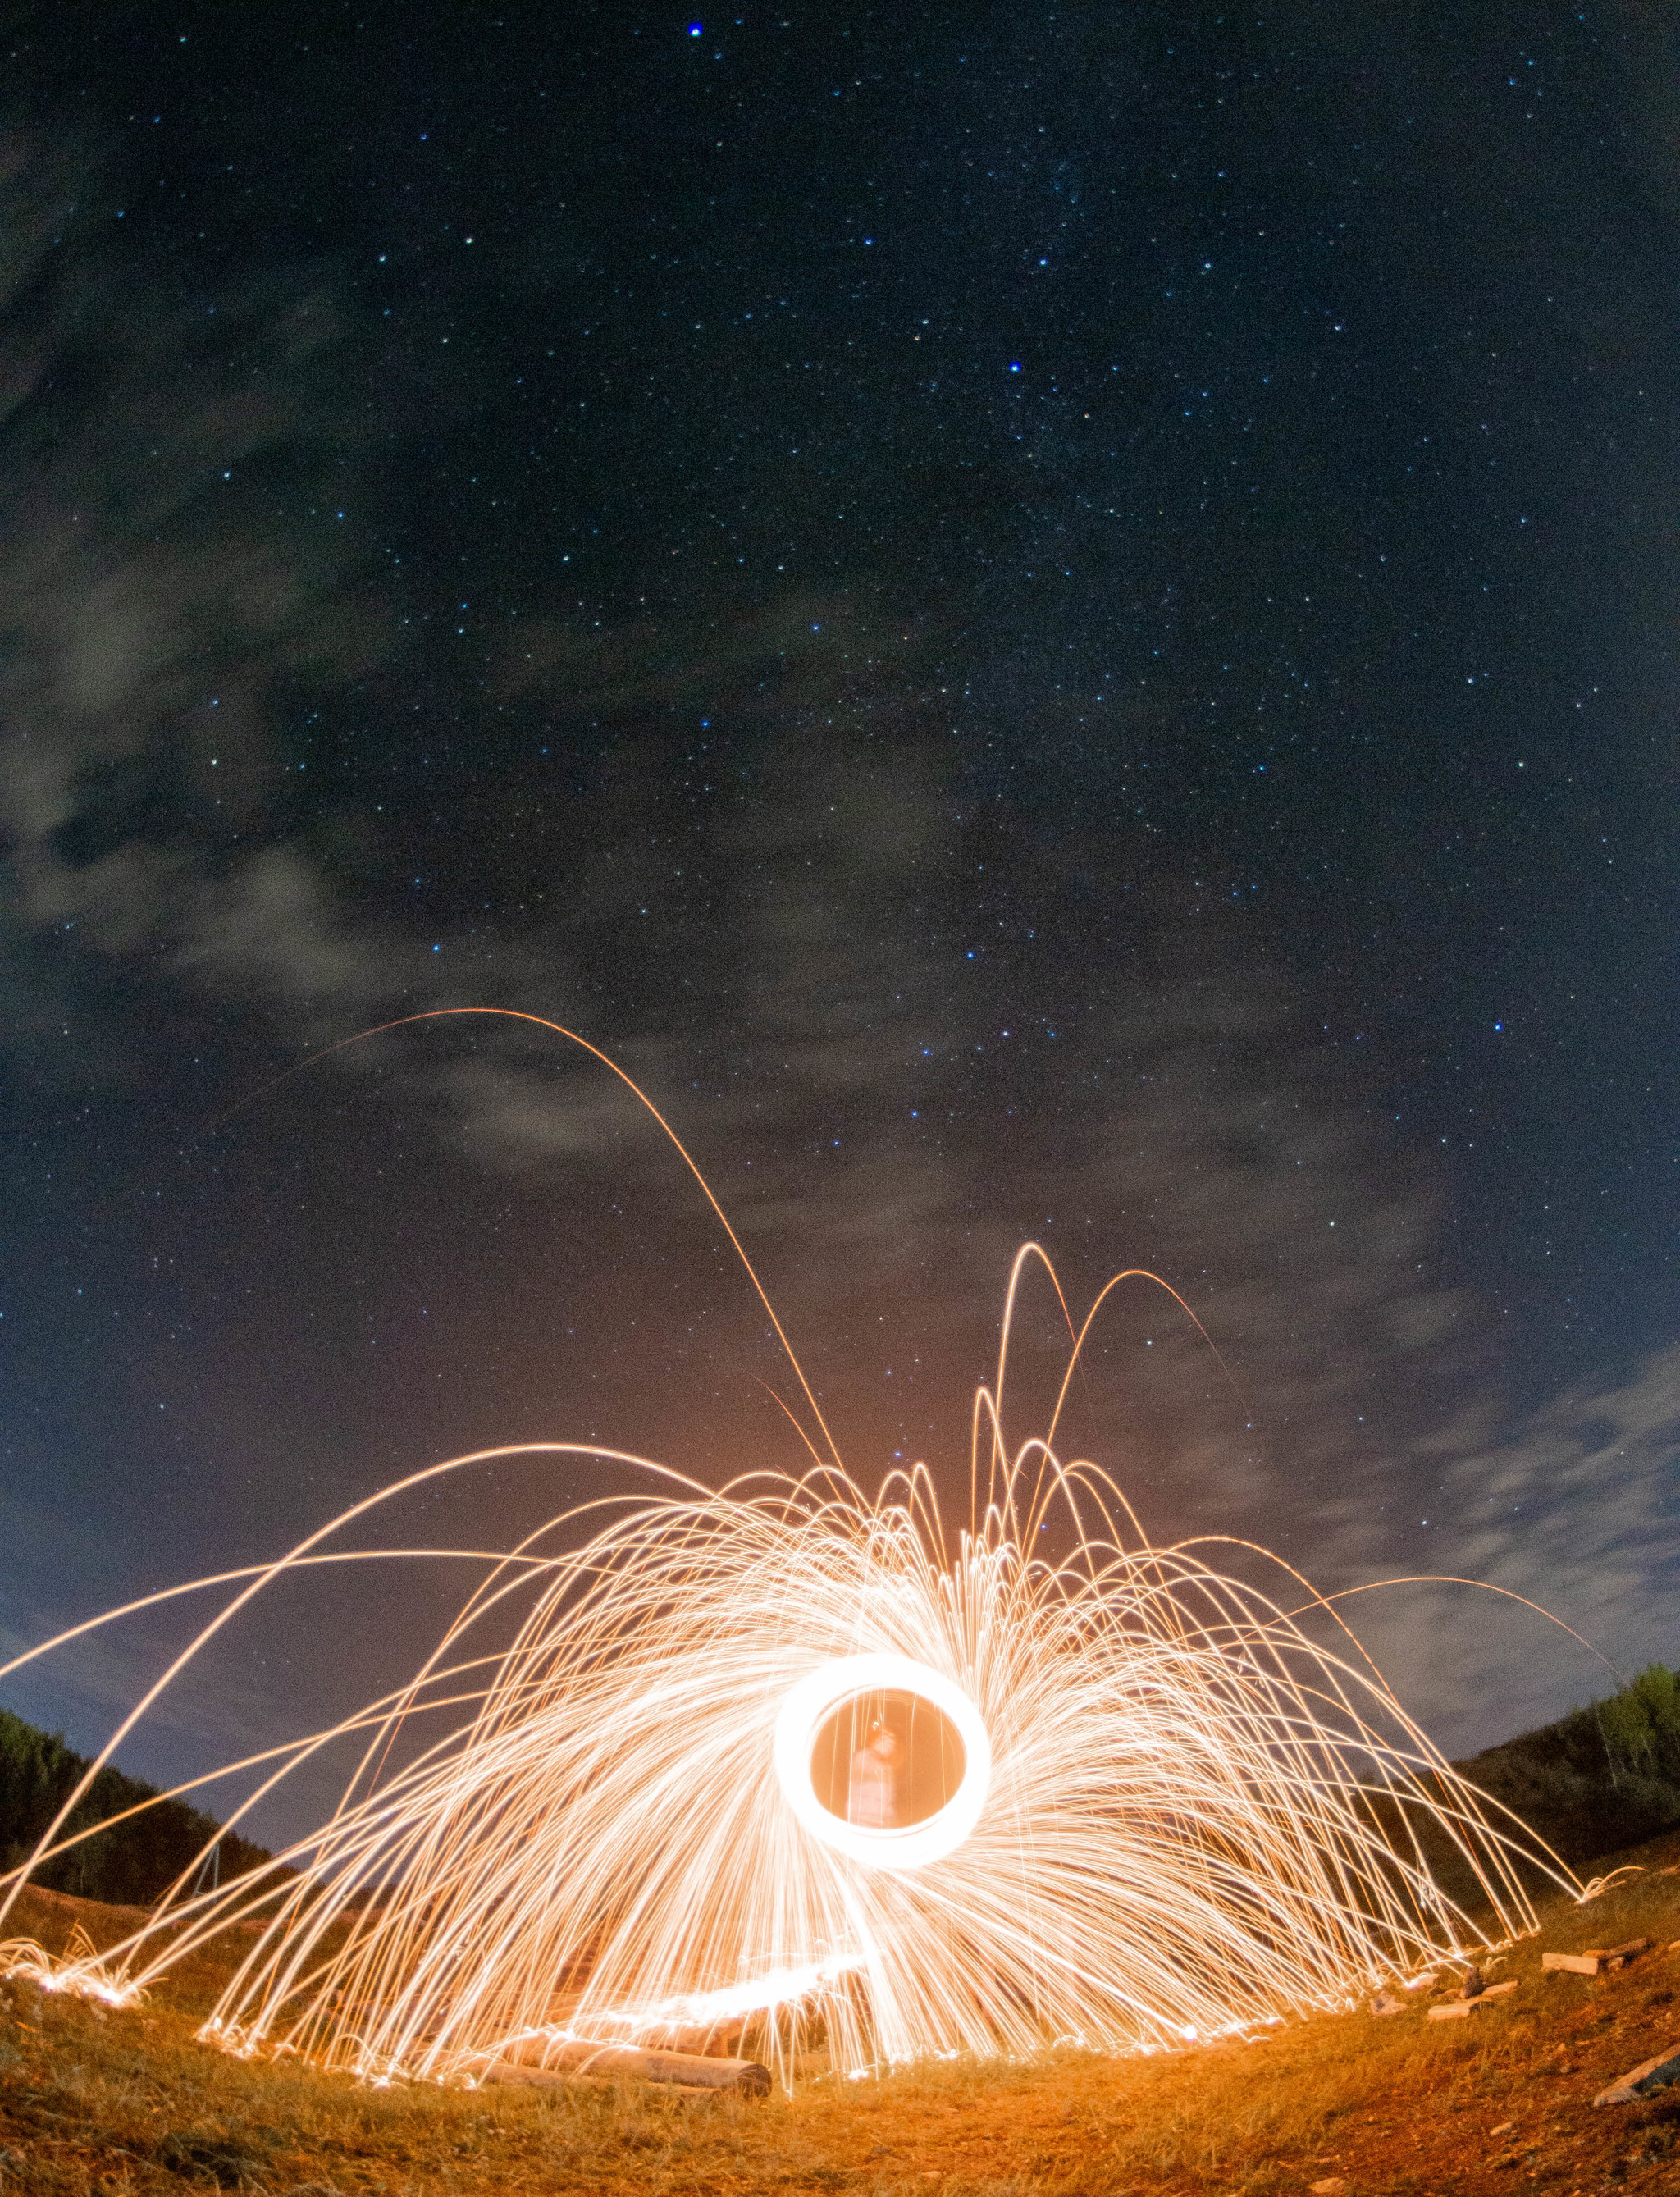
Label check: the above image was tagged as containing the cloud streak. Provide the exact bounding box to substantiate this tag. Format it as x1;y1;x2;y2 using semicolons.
1331;1345;1680;1756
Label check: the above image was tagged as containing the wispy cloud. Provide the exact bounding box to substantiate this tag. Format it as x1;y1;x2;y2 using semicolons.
0;137;395;1047
2;135;1669;1776
1322;1345;1680;1756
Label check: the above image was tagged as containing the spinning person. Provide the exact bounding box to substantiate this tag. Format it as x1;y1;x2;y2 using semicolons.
847;1718;901;1829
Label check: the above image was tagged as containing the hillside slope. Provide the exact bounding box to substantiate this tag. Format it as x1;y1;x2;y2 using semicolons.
1454;1665;1680;1869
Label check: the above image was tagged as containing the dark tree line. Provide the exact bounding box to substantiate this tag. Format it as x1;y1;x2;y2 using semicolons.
1;1706;277;1907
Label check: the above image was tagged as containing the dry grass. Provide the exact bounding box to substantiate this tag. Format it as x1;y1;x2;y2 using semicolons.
5;1840;1680;2195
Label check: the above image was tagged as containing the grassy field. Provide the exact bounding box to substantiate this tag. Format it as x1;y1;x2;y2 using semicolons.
4;1839;1680;2197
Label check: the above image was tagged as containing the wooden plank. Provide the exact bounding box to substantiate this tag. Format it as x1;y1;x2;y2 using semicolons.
1544;1937;1650;1977
1426;1983;1516;2020
1594;2043;1680;2107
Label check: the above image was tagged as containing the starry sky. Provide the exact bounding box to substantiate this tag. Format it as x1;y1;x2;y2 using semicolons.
1;2;1675;1840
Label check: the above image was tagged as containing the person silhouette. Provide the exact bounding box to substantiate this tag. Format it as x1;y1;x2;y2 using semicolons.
847;1718;900;1828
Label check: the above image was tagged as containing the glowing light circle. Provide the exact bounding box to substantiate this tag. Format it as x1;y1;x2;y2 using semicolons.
773;1651;992;1870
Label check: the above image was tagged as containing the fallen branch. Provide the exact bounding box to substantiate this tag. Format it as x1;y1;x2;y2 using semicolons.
482;2041;771;2095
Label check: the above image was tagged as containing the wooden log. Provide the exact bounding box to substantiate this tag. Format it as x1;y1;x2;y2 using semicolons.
482;2042;771;2095
1586;1938;1649;1968
1542;1952;1601;1975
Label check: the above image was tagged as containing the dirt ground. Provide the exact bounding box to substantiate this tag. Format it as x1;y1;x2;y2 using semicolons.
3;1838;1680;2195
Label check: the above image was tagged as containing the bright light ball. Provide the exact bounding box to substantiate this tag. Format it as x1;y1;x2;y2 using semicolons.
773;1651;992;1871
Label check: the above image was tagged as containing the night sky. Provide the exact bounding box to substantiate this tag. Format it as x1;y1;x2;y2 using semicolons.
2;2;1674;1843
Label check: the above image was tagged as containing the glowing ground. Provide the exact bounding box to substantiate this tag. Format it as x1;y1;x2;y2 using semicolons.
4;1838;1679;2197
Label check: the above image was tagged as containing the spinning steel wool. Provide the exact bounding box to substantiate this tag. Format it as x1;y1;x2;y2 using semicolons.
0;1016;1563;2087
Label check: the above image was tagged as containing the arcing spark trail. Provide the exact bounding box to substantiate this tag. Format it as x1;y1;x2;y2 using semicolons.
0;1017;1569;2087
